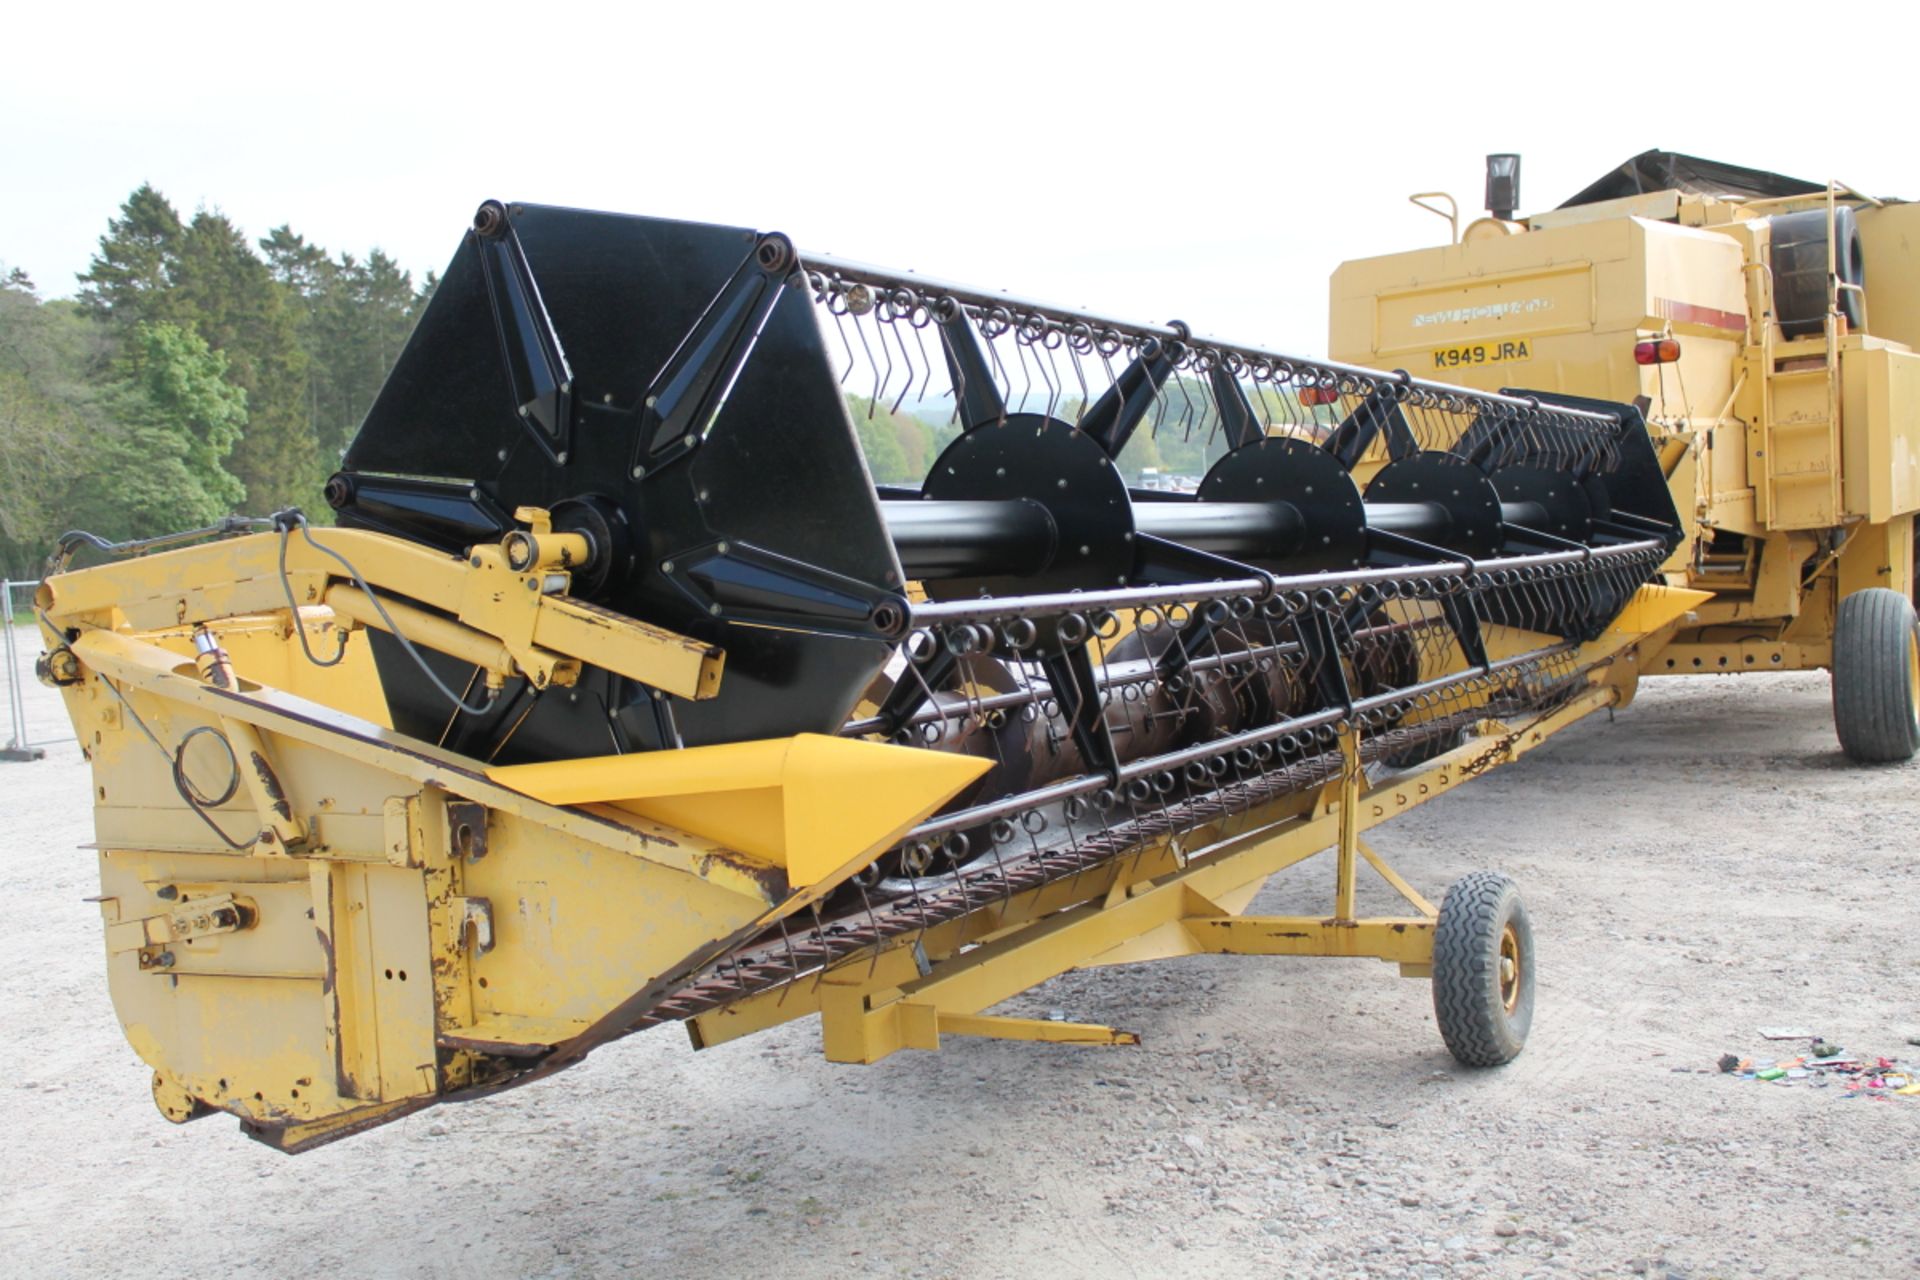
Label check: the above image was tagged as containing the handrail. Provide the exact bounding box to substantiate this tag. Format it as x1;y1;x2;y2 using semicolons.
1408;192;1460;245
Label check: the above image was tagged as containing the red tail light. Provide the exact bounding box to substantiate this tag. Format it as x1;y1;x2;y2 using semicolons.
1634;337;1682;365
1299;384;1343;406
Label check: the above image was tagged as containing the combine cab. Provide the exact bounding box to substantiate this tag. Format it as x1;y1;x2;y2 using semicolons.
1333;150;1920;760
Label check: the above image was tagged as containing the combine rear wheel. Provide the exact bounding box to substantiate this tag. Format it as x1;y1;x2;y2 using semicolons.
1432;872;1533;1067
1831;588;1920;763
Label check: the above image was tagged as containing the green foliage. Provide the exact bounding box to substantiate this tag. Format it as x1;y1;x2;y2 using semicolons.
65;322;248;542
0;273;100;573
845;394;958;485
76;184;185;329
263;230;424;459
6;181;447;559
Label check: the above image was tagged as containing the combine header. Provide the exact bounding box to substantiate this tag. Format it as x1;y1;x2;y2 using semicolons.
36;200;1694;1151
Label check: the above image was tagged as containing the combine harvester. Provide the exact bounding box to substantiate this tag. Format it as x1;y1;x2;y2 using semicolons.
1335;150;1920;761
36;172;1883;1153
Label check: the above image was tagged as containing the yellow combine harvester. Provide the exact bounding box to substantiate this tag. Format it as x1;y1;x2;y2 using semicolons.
1333;150;1920;761
33;191;1825;1152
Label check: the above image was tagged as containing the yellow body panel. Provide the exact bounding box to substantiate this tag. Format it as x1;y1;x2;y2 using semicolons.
1332;178;1920;677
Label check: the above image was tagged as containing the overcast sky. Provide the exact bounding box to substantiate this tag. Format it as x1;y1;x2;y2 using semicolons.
8;3;1915;358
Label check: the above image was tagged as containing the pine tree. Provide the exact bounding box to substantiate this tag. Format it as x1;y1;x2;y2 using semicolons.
168;210;321;512
77;184;186;330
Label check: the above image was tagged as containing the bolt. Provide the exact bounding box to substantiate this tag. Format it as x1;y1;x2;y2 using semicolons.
632;465;647;479
156;885;178;901
497;449;508;462
708;603;723;616
661;560;675;574
470;555;482;568
525;579;539;591
556;451;569;464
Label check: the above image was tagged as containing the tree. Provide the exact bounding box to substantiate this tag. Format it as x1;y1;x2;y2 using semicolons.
0;273;98;573
64;322;248;541
77;184;185;330
168;210;319;510
262;230;422;460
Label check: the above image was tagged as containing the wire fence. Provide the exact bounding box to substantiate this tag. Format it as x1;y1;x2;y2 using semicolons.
4;579;47;761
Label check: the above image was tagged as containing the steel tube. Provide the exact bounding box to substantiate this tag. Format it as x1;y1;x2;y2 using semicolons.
906;538;1665;626
882;499;1056;578
1132;502;1306;558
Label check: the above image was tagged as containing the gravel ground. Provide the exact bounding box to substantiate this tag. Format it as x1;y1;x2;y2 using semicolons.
2;632;1917;1279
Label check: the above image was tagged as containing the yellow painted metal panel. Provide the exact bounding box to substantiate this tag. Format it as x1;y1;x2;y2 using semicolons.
1373;263;1595;357
1841;345;1920;523
488;734;990;888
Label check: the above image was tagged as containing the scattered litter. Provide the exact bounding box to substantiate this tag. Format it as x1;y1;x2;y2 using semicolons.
1716;1037;1920;1100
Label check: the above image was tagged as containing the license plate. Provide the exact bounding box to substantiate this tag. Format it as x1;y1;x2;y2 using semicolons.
1430;338;1531;371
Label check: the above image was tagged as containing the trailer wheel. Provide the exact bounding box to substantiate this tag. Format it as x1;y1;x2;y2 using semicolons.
1831;587;1920;763
1432;871;1533;1067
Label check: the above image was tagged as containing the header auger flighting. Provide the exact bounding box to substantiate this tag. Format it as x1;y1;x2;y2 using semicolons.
37;200;1693;1151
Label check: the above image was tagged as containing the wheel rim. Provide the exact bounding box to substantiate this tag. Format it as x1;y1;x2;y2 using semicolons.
1909;628;1919;730
1498;924;1522;1013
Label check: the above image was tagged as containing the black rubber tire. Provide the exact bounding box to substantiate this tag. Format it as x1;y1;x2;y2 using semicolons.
1831;587;1920;763
1432;871;1534;1068
1772;206;1865;339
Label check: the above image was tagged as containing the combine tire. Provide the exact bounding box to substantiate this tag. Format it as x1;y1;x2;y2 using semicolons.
1432;872;1533;1067
1831;587;1920;763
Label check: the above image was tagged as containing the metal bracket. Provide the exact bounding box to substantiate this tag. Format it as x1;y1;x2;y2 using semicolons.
474;201;574;464
108;892;256;965
458;897;494;955
446;801;489;861
633;236;792;477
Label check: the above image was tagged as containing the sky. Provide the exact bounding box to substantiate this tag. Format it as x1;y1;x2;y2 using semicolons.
7;2;1917;359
